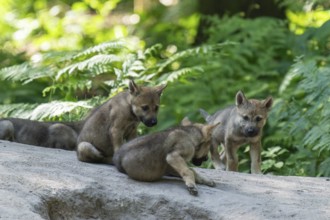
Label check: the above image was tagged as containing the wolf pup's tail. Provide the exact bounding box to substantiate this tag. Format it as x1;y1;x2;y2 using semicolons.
199;109;211;123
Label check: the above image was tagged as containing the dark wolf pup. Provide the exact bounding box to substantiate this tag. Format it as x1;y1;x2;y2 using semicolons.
77;80;167;164
0;118;83;150
113;118;218;196
200;91;273;174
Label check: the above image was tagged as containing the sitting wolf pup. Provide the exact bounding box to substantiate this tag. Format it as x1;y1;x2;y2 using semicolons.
77;80;167;164
0;118;83;150
200;91;272;174
113;118;218;196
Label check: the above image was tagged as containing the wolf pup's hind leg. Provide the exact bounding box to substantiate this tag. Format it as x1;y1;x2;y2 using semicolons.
166;151;199;195
77;142;112;164
191;169;215;187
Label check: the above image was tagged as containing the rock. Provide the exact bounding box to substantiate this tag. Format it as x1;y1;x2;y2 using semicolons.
0;140;329;220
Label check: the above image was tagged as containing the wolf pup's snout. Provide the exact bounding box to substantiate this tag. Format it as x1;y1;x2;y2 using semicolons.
191;156;208;166
245;127;259;137
143;118;157;127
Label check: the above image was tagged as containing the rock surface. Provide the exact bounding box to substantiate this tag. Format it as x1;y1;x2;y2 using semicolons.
0;140;330;220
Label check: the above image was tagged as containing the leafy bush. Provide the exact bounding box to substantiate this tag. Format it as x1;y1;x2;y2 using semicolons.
271;58;330;176
267;20;330;176
0;39;230;123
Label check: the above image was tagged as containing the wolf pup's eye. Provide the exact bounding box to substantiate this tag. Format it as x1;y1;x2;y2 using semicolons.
243;115;249;121
141;105;149;111
255;116;263;122
155;105;159;112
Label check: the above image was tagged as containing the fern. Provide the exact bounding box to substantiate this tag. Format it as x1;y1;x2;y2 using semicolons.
0;63;55;84
69;41;128;61
121;54;146;78
28;101;92;120
0;103;38;118
0;39;234;123
56;54;122;79
0;100;93;121
157;42;235;73
143;43;163;58
159;66;204;83
274;58;330;176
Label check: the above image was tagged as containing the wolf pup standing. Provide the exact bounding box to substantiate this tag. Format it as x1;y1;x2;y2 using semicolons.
0;118;83;150
200;91;273;174
77;80;167;164
113;118;218;196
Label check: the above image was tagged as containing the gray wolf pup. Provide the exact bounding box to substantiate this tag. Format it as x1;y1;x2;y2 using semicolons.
200;91;273;174
0;118;83;150
77;80;167;164
113;118;218;196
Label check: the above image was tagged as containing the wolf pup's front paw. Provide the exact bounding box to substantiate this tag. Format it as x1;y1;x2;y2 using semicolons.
187;185;198;196
205;180;216;187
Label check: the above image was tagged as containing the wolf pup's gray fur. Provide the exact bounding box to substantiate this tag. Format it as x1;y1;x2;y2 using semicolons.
113;118;218;196
0;118;83;150
200;91;273;174
77;80;167;164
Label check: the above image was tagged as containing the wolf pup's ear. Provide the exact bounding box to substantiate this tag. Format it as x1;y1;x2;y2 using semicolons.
262;96;273;110
129;80;140;96
236;90;248;106
181;117;192;126
204;122;221;135
202;122;220;137
155;83;167;96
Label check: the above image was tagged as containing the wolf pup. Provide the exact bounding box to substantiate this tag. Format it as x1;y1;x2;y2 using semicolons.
200;91;272;174
77;80;167;164
113;118;218;196
0;118;83;150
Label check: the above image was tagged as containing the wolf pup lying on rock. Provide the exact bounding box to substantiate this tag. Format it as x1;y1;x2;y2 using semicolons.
77;80;167;164
0;118;83;150
113;118;218;196
200;91;272;174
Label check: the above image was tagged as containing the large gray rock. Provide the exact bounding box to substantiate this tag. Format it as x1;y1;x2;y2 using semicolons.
0;140;329;220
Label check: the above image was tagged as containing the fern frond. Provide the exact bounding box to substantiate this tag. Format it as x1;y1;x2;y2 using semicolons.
0;101;93;121
319;158;330;176
157;42;235;73
28;101;92;120
70;41;128;60
279;65;301;94
42;79;93;96
0;63;55;84
159;67;204;83
41;51;79;63
121;54;146;78
0;103;38;118
56;54;121;79
144;43;163;58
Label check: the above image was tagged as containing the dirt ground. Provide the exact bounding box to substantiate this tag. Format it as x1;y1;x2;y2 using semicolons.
0;140;330;220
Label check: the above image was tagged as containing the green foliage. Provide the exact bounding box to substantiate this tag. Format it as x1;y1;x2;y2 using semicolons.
278;0;330;12
0;39;231;122
271;58;330;176
0;101;93;121
261;146;288;174
267;20;330;176
0;0;128;52
135;0;199;48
